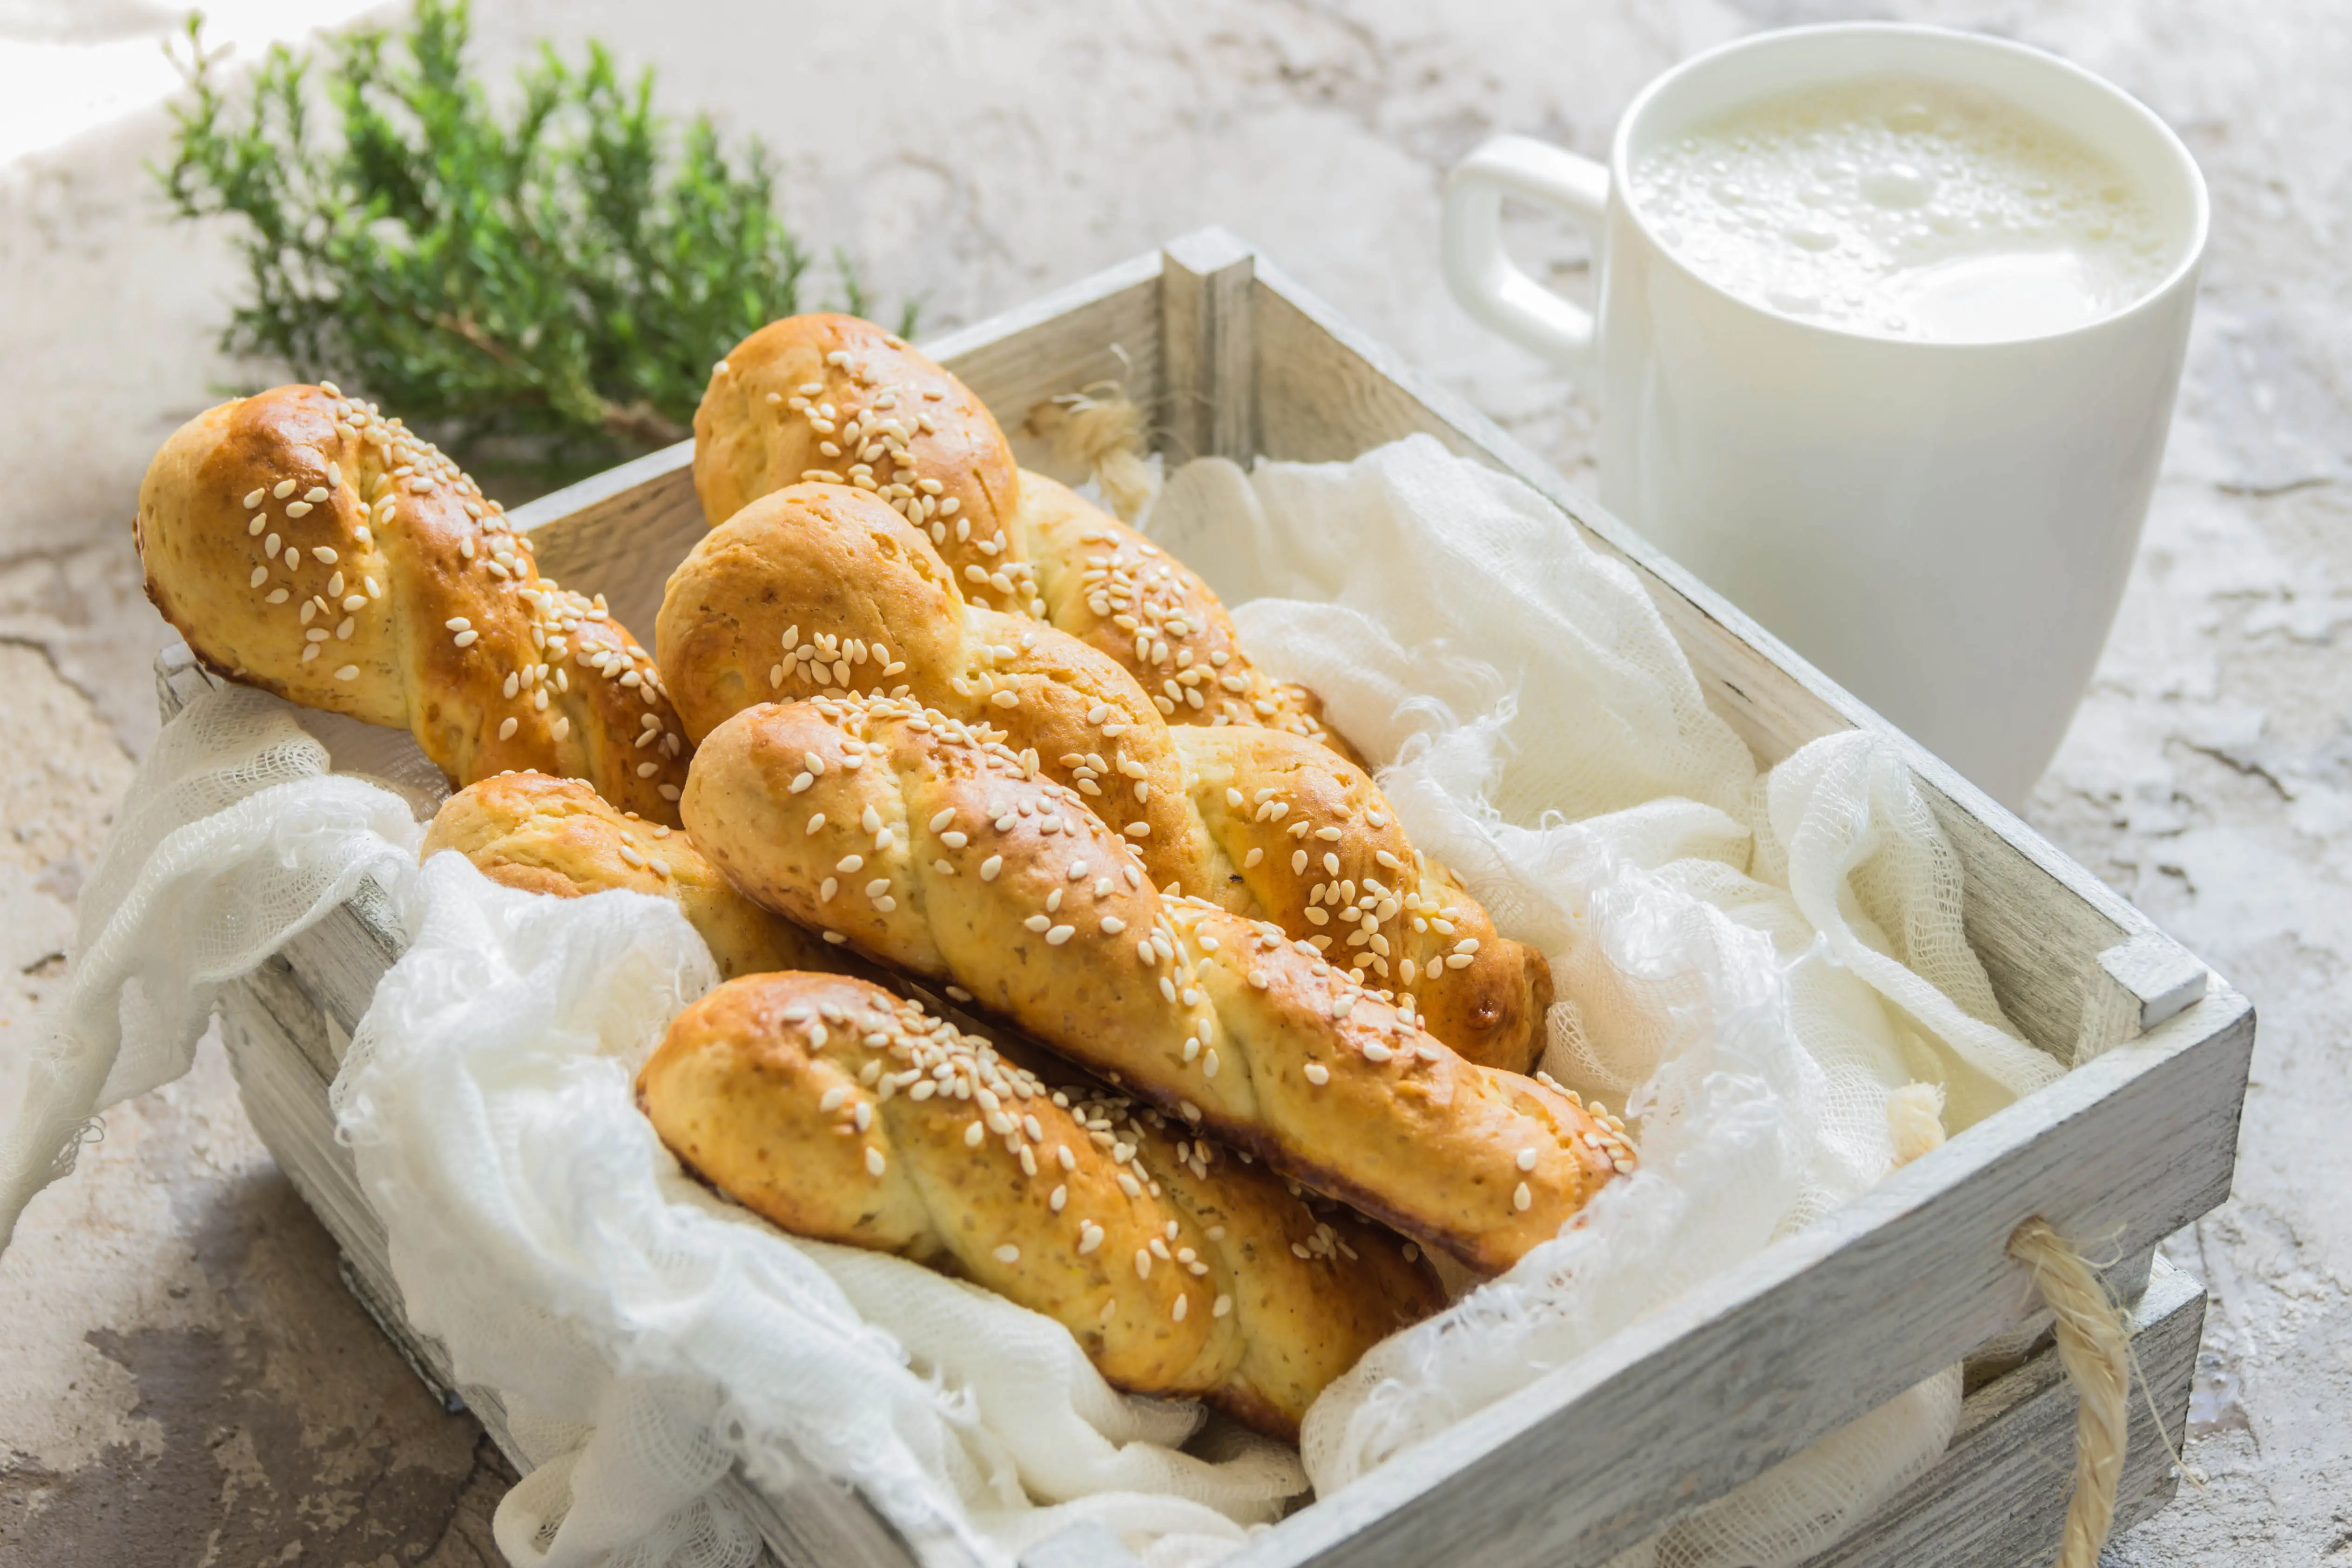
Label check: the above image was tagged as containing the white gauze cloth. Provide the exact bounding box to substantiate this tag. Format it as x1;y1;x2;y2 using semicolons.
1142;438;2060;1568
0;682;1303;1568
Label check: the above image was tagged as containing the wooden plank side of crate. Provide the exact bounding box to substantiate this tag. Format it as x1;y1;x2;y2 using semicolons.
1799;1255;2201;1568
213;972;960;1568
216;948;2209;1568
926;252;1167;443
1235;239;2207;1070
510;441;701;653
1228;985;2251;1568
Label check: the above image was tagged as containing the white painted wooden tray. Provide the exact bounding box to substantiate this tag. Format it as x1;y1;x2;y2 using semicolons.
168;228;2251;1568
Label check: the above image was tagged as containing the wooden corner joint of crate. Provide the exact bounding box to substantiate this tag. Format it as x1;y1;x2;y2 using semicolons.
2074;926;2214;1063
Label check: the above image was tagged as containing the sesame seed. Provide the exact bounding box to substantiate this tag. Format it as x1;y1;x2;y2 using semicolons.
498;717;519;740
1513;1183;1533;1211
993;1245;1020;1265
1517;1148;1539;1171
332;665;358;681
866;1148;886;1177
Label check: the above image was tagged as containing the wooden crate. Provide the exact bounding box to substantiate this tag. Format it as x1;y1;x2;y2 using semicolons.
169;227;2251;1568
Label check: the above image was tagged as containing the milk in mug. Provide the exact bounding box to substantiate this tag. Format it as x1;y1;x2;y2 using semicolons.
1629;77;2179;343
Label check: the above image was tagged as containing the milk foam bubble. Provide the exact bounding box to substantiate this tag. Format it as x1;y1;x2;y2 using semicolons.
1631;77;2174;343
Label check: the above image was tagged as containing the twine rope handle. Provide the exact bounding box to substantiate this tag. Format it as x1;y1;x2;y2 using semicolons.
2008;1217;2133;1568
1024;388;1158;522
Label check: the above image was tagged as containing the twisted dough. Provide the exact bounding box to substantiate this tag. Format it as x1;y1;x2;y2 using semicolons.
683;693;1635;1274
693;312;1338;747
640;972;1442;1439
423;772;836;979
137;385;690;823
658;482;1550;1070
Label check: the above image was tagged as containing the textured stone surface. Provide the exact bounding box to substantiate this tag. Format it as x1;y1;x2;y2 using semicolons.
0;0;2344;1562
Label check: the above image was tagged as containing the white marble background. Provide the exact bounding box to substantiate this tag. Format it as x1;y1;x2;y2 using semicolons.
0;0;2344;1561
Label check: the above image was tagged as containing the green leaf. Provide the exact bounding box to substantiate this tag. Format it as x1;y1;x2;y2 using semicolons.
157;0;913;493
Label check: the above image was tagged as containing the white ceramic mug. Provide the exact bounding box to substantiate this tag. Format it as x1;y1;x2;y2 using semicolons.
1442;24;2207;807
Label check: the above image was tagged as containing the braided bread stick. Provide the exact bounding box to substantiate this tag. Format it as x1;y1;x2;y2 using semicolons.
683;694;1635;1273
693;312;1338;747
640;972;1442;1438
423;772;840;980
137;386;690;823
658;483;1550;1070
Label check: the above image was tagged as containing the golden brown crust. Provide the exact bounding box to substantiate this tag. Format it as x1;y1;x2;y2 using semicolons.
1017;470;1348;754
638;972;1441;1437
1176;727;1552;1068
694;315;1031;614
421;772;837;979
655;481;1210;869
681;694;1635;1275
658;484;1550;1071
137;385;690;823
691;314;1345;752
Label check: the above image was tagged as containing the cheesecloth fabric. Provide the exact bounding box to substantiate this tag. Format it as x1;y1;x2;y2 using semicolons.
0;434;2067;1568
1144;438;2061;1567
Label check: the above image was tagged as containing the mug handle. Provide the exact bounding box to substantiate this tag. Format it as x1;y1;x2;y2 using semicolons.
1442;135;1611;395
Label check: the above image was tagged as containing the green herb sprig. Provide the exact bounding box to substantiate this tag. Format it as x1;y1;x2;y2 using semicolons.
160;0;911;481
